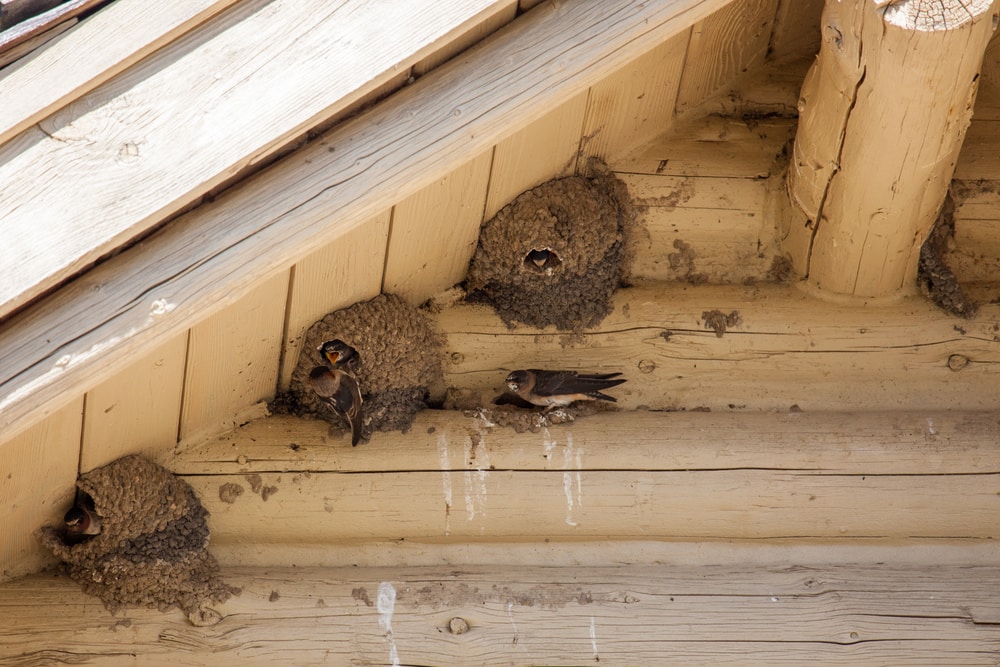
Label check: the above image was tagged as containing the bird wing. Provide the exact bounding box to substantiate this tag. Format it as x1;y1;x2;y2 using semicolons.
528;370;623;397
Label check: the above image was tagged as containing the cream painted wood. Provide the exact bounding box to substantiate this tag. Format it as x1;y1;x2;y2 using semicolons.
0;0;240;145
578;30;689;162
623;173;778;283
178;273;288;444
483;92;589;219
174;409;997;477
383;151;493;304
1;560;999;665
0;0;510;319
767;0;824;63
80;333;187;472
0;0;732;444
614;114;795;178
786;0;998;297
674;0;779;113
434;284;1000;412
165;410;1000;549
279;212;390;389
0;398;82;582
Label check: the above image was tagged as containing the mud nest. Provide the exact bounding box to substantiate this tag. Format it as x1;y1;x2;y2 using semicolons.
466;161;636;330
38;455;237;623
918;191;978;318
280;293;443;439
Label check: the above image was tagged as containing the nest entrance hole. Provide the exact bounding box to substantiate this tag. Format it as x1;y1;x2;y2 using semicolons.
523;247;562;273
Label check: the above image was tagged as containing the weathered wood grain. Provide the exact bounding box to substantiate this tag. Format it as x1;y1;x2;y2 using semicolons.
785;0;997;297
172;410;1000;477
432;284;1000;412
674;0;779;114
0;0;510;319
0;398;82;581
158;409;1000;548
0;0;239;144
0;0;731;444
578;29;689;162
2;560;999;665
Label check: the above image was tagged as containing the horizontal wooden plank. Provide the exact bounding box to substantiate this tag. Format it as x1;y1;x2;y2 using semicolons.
0;0;240;145
0;0;731;443
613;115;795;178
172;410;1000;477
161;410;1000;546
433;284;1000;412
2;559;999;665
0;0;509;319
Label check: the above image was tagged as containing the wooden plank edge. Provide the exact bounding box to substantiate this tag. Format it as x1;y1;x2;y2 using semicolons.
0;0;241;145
0;0;731;442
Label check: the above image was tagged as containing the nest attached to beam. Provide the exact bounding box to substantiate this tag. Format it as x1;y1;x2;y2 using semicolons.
465;160;636;330
282;293;444;439
38;455;237;624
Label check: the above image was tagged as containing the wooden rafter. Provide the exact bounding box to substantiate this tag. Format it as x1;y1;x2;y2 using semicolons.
0;0;731;443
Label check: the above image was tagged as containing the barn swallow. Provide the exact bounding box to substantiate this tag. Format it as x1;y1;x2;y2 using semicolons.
64;492;101;540
505;369;626;413
318;339;360;372
308;365;364;445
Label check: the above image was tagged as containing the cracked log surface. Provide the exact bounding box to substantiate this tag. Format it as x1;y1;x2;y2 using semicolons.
785;0;999;297
156;409;1000;551
431;284;1000;413
2;558;999;665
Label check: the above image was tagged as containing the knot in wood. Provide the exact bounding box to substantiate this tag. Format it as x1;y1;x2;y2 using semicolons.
947;354;969;371
448;617;470;634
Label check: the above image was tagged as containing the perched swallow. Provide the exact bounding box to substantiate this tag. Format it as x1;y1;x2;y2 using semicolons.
64;493;101;540
308;365;364;445
505;369;626;413
318;339;360;372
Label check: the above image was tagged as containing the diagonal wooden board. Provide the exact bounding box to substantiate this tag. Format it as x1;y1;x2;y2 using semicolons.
0;0;512;318
0;0;732;443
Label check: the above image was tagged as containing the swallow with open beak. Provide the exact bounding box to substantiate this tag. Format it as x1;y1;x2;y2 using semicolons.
318;339;360;373
64;492;101;541
308;365;364;445
505;369;626;413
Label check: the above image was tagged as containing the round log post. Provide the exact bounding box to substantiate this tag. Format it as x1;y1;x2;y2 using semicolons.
784;0;999;298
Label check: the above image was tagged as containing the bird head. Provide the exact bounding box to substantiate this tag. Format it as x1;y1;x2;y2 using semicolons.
506;370;530;392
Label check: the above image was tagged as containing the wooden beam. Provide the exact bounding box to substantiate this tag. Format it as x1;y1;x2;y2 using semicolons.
784;0;999;298
0;0;240;145
435;284;999;413
161;409;1000;550
0;0;730;442
0;0;511;319
2;558;999;665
